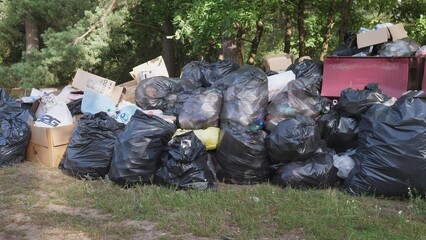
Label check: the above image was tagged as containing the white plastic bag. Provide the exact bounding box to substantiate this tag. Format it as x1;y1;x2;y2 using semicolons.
35;103;73;128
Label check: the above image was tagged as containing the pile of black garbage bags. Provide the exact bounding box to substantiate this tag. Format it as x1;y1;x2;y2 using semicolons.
3;58;425;198
59;59;426;197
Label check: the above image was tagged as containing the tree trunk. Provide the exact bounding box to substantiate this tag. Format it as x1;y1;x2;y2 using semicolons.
25;17;39;51
247;18;264;65
284;13;292;54
338;0;352;44
222;22;244;65
320;1;336;60
297;0;306;57
162;15;176;77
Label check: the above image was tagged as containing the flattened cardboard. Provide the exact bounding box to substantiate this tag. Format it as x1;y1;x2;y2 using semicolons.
388;23;408;41
357;23;408;49
263;53;296;72
72;69;123;104
130;56;169;82
356;28;388;49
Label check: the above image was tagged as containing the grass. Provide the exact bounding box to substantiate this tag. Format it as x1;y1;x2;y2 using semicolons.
1;161;426;240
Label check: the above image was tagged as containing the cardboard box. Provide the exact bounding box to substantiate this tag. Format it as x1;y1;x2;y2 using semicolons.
26;122;76;168
263;53;296;72
130;56;169;83
357;23;408;49
117;79;137;103
72;69;124;104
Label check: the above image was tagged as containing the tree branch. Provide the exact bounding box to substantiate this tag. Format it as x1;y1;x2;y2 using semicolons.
128;21;166;35
71;0;119;45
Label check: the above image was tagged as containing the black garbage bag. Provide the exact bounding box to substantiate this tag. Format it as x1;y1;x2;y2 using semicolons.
180;61;212;88
379;39;412;57
108;110;177;187
60;112;125;179
0;88;12;101
336;83;391;119
344;91;426;197
67;99;82;116
0;118;31;166
286;59;323;78
205;60;240;87
178;88;223;129
220;65;268;127
271;148;339;188
216;121;270;184
181;60;240;88
168;88;204;117
265;85;329;132
155;132;215;190
266;115;320;165
0;97;31;122
317;111;359;153
135;76;184;112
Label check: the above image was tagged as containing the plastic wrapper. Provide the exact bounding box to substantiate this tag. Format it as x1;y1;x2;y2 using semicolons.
59;112;125;179
415;45;426;57
178;88;223;129
336;83;391;119
344;91;426;197
333;151;355;179
379;39;412;57
317;111;359;153
155;132;215;190
220;65;268;127
0;118;31;166
266;115;320;165
108;110;177;187
286;59;323;78
216;121;270;184
174;127;220;150
271;148;339;188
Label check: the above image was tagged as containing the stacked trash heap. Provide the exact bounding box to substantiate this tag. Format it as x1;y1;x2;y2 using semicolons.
1;57;426;198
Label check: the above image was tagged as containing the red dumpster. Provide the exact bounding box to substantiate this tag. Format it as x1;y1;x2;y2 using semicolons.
321;57;421;98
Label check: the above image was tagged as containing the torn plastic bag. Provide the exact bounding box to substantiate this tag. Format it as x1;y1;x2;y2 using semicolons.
220;65;268;127
216;121;270;184
0;118;31;166
271;148;339;188
178;88;223;129
344;91;426;197
317;111;359;153
59;112;125;179
155;132;215;190
108;110;177;186
286;59;323;78
336;83;391;119
135;76;184;113
266;115;320;164
379;39;412;57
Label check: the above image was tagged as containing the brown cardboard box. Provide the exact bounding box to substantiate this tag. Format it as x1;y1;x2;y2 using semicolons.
356;23;408;49
263;53;296;72
117;79;138;103
26;122;76;168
